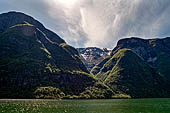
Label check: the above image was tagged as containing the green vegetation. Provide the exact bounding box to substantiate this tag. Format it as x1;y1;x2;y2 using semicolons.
0;24;169;99
112;94;131;99
95;49;168;98
0;23;113;99
9;23;34;29
1;99;170;113
1;12;170;99
91;56;111;75
34;87;65;99
156;53;170;80
79;82;113;99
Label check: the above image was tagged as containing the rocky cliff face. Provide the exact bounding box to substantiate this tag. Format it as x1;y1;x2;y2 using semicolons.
93;37;170;78
96;49;168;98
112;37;170;64
111;37;170;81
91;37;170;98
77;47;111;71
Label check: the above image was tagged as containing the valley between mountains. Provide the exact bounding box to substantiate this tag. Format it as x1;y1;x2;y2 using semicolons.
0;11;170;99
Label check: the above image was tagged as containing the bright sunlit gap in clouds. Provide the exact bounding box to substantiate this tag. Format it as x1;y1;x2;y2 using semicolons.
1;0;170;48
45;0;170;48
56;0;78;5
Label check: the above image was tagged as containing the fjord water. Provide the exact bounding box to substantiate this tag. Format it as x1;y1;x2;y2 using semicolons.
0;99;170;113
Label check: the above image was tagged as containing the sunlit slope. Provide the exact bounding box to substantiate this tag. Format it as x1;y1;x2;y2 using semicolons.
96;49;168;98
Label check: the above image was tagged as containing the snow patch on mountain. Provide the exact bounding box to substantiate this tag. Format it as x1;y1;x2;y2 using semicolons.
77;47;112;71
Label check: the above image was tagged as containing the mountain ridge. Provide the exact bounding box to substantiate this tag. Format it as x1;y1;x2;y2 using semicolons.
97;49;167;97
0;11;65;44
91;37;170;98
110;37;170;81
1;11;170;99
0;11;112;99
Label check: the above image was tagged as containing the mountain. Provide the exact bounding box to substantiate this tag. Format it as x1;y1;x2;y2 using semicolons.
93;37;170;79
92;37;170;98
0;11;112;99
77;47;111;71
1;11;170;99
0;11;65;44
111;37;170;82
96;49;168;98
91;56;112;75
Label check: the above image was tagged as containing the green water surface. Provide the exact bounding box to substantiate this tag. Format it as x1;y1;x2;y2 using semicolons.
0;99;170;113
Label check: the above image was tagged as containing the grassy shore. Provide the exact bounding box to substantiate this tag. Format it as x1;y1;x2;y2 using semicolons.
0;99;170;113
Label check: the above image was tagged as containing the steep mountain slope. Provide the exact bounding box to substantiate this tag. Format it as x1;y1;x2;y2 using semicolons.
78;47;111;71
111;37;170;82
0;11;65;44
91;56;111;75
0;12;112;99
92;37;170;81
96;49;168;98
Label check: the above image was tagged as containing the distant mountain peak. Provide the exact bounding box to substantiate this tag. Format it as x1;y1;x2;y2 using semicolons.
77;47;112;71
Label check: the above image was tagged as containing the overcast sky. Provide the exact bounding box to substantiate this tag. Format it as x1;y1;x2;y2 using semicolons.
0;0;170;48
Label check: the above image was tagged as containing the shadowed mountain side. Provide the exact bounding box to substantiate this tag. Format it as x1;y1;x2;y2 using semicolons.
0;24;93;98
0;13;113;99
0;11;65;44
96;49;169;98
111;37;170;83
